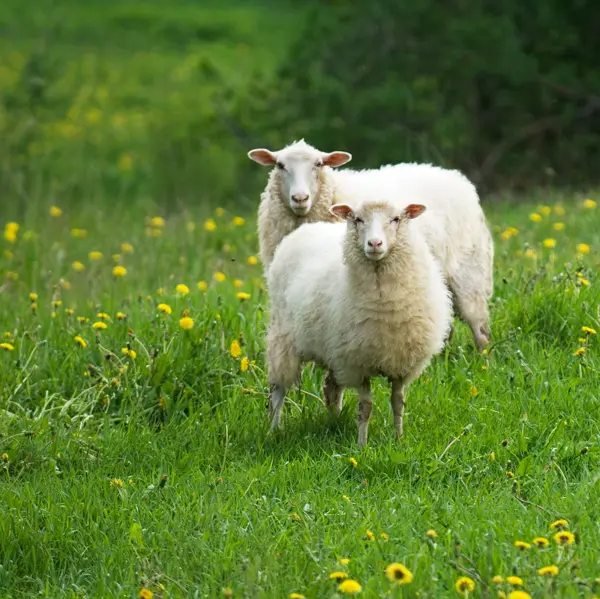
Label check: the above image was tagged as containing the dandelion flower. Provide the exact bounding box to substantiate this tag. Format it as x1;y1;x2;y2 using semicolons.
97;312;110;320
543;238;556;248
89;251;103;261
71;228;87;238
455;577;475;593
329;572;348;582
116;312;126;320
583;198;597;209
50;206;62;217
554;204;565;215
576;243;590;254
529;213;542;222
113;266;127;277
338;580;361;594
533;537;550;548
118;242;133;254
180;317;194;330
204;219;217;232
240;357;249;372
92;322;107;330
289;594;305;599
215;207;225;216
1;453;8;461
552;222;565;231
365;529;375;541
109;478;124;488
385;563;413;584
538;565;559;576
573;347;585;357
349;457;358;468
121;348;136;359
289;512;301;521
579;278;590;286
176;283;190;295
539;205;551;216
157;303;172;315
582;326;597;335
232;216;245;226
508;592;531;599
553;531;575;545
507;471;514;478
550;519;568;530
506;576;523;586
4;226;17;243
214;271;226;282
197;280;208;291
247;255;258;265
469;385;478;397
74;336;87;348
150;216;165;228
230;340;242;358
29;292;38;302
500;227;518;240
426;529;437;538
0;342;14;351
236;292;251;301
514;541;531;550
491;576;504;584
339;558;350;566
139;589;153;599
380;532;389;541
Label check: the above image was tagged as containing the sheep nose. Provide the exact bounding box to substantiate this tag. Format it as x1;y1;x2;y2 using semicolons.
292;193;309;203
368;238;383;248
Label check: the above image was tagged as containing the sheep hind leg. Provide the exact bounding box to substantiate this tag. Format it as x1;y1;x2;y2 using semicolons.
357;380;373;447
324;370;344;418
390;378;406;439
451;288;491;352
268;384;286;432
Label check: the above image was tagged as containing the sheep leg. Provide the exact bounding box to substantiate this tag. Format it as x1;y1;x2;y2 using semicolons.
268;384;286;431
450;287;491;351
390;378;406;439
324;370;343;417
357;380;373;447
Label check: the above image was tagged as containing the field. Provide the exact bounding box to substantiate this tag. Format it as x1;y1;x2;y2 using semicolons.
1;1;600;598
1;191;599;599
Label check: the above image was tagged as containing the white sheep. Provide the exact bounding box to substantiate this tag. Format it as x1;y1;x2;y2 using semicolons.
248;139;493;351
266;198;452;445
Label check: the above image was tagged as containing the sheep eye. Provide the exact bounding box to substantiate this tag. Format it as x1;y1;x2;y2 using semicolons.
276;162;286;171
392;217;401;223
354;217;364;225
314;161;323;168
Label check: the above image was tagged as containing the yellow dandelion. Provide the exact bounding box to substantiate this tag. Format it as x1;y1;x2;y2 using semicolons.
289;594;305;599
247;255;258;266
204;218;217;232
329;572;348;582
380;532;389;541
71;228;87;238
230;340;242;358
180;317;194;330
490;451;495;461
121;348;136;359
197;280;208;291
551;222;564;231
0;342;15;351
500;227;518;240
455;577;475;593
112;266;127;277
507;471;514;478
538;565;559;576
506;576;523;586
289;512;301;521
74;335;87;348
579;278;590;286
150;216;165;227
338;580;361;594
469;385;478;397
339;558;350;566
157;303;172;315
232;216;245;226
60;279;71;290
50;206;62;217
97;312;110;321
366;529;375;541
214;271;226;282
554;204;565;215
573;347;586;357
29;292;38;302
77;316;89;324
139;589;153;599
72;261;87;273
119;242;133;253
583;198;597;209
576;243;590;254
385;563;413;584
539;205;552;216
349;457;358;468
533;537;550;548
92;322;107;330
215;207;225;216
553;531;575;545
543;238;556;248
116;312;126;320
4;226;17;243
109;478;124;488
1;453;8;461
426;529;437;538
176;283;190;295
529;213;542;222
236;292;251;301
233;279;244;288
508;592;530;599
240;357;249;372
514;541;531;550
582;326;597;335
491;576;504;584
524;248;537;258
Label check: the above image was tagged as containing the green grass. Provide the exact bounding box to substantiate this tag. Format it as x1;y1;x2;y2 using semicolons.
1;190;599;599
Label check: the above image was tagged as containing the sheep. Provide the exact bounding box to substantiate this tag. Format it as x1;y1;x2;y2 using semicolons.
248;139;493;351
266;198;452;446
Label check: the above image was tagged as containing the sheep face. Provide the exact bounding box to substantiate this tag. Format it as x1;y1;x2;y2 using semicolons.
330;202;426;262
248;140;351;216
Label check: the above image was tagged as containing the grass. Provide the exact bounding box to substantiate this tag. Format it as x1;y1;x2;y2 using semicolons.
0;190;599;599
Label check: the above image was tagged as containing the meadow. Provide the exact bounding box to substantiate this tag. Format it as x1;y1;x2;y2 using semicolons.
1;1;600;598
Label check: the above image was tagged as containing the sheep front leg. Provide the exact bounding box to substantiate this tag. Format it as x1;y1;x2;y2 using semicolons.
324;370;343;417
357;380;372;447
268;384;286;432
390;378;406;439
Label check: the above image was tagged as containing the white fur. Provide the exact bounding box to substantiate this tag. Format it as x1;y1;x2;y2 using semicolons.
266;200;452;445
249;139;494;350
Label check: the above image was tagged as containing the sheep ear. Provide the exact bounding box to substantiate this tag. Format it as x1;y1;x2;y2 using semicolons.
404;204;426;219
329;203;354;220
248;149;277;166
322;151;352;168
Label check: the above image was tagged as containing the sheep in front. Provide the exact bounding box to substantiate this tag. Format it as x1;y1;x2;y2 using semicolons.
248;139;493;351
266;198;452;445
